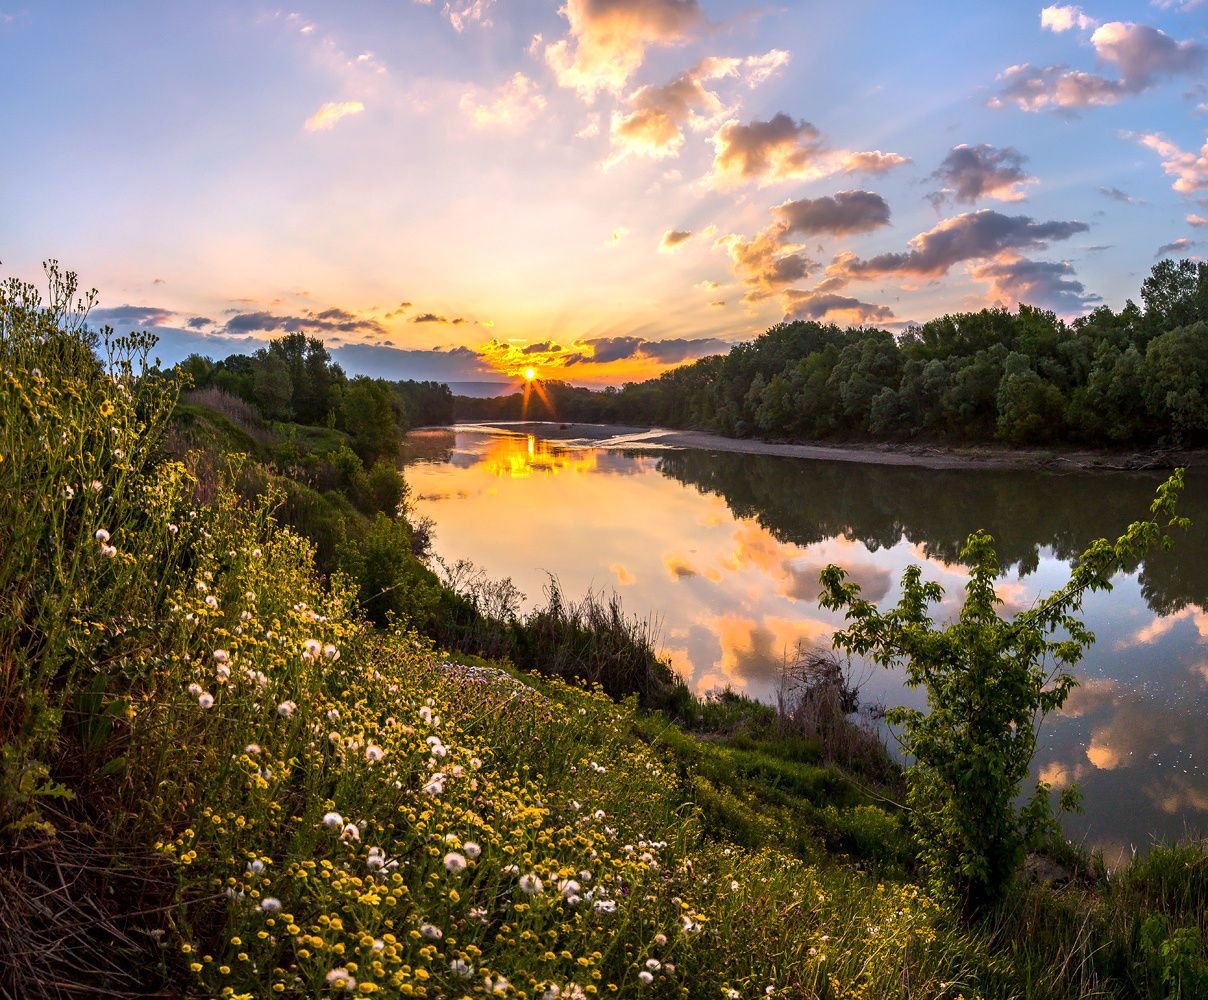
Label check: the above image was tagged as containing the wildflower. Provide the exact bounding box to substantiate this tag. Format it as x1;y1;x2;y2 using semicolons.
91;480;102;492
470;757;482;770
63;485;74;499
325;968;357;992
100;544;117;558
449;959;473;978
323;643;339;660
252;548;262;558
727;991;740;999
560;879;581;899
367;847;387;871
365;744;384;764
260;897;281;913
322;812;343;829
198;692;214;709
302;638;321;660
168;523;178;534
519;872;543;895
327;709;340;722
418;706;433;725
422;775;444;796
420;923;442;940
443;851;467;874
248;859;265;874
277;700;296;718
731;881;739;892
654;934;667;947
187;683;203;697
638;972;653;985
94;528;110;543
645;960;660;971
595;899;617;914
341;823;360;842
213;649;229;663
463;841;481;859
204;595;218;609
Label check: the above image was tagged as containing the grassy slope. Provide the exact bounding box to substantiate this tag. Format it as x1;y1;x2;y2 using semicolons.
3;340;1207;999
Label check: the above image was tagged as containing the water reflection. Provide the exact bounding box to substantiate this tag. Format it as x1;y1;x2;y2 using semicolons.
402;426;1208;853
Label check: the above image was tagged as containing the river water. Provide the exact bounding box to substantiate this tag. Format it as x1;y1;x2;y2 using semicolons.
402;423;1208;860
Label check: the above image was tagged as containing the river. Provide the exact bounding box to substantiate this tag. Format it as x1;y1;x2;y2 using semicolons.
402;422;1208;860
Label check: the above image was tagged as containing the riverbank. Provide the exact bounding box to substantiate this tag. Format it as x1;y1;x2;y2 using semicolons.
444;420;1208;472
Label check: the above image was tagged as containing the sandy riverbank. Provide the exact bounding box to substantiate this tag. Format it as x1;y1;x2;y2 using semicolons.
441;421;1207;472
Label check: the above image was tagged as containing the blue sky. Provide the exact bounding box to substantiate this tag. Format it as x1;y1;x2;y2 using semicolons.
2;1;1205;384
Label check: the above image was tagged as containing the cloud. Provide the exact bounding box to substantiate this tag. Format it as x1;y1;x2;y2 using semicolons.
782;289;894;324
708;112;909;189
969;254;1101;312
545;0;705;101
1125;130;1208;195
332;343;499;381
929;144;1036;204
715;227;814;301
992;21;1206;112
411;312;470;324
709;113;829;187
1040;5;1098;32
840;150;912;175
664;553;698;579
223;309;386;336
186;316;213;329
1100;185;1141;203
659;229;693;252
1155;237;1197;257
774;190;892;236
444;0;495;31
478;332;728;378
91;305;176;327
581;334;728;363
304;100;365;131
1189;213;1208;228
607;50;789;163
828;210;1088;281
459;72;547;128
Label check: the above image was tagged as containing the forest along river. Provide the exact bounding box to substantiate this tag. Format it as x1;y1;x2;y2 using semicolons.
402;423;1208;860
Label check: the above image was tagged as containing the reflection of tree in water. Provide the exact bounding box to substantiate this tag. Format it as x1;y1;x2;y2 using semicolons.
653;450;1208;615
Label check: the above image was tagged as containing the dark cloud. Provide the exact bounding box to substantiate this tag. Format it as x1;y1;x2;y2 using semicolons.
579;335;729;364
412;313;448;324
970;256;1101;313
659;228;693;252
782;289;894;325
992;21;1206;113
1156;237;1197;257
1100;186;1140;204
522;341;555;354
774;190;891;236
91;305;176;327
716;227;815;300
830;210;1089;281
223;309;386;336
186;316;213;329
929;144;1034;204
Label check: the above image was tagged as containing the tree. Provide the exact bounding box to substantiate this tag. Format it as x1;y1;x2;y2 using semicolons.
819;472;1187;914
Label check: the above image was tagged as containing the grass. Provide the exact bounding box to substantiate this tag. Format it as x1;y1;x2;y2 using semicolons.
3;265;1208;998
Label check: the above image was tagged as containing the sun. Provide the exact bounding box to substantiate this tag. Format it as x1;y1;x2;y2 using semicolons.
523;367;537;382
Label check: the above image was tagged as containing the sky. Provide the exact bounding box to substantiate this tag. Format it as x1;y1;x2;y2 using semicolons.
2;1;1206;386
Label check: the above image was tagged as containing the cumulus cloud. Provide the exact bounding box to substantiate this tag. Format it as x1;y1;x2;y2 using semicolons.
828;210;1088;281
607;50;789;163
1125;130;1208;195
715;227;814;301
929;144;1036;204
841;150;912;174
479;332;728;377
459;72;547;128
1040;5;1098;32
304;100;365;131
186;316;213;329
774;190;892;236
709;113;828;187
1189;213;1208;227
659;229;693;252
1155;237;1197;257
782;289;894;324
969;254;1101;312
581;334;728;363
411;312;469;325
545;0;705;101
992;21;1206;112
708;112;909;189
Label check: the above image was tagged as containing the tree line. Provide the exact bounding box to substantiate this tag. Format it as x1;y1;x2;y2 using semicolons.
179;333;454;464
457;259;1208;449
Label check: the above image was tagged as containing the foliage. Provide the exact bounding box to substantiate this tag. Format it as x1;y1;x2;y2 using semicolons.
819;472;1188;913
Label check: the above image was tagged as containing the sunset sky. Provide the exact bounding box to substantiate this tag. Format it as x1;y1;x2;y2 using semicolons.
3;1;1206;386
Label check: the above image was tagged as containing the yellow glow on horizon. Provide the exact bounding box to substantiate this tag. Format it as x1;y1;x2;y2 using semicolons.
524;366;537;381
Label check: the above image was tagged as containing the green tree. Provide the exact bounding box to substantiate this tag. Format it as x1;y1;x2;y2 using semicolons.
819;472;1187;914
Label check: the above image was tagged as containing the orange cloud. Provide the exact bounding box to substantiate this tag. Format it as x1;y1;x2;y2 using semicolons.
304;100;366;131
